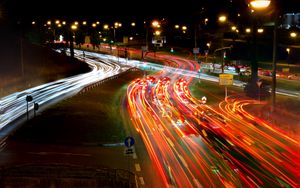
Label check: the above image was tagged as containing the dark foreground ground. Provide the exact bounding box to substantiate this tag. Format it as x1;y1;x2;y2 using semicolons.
0;69;143;187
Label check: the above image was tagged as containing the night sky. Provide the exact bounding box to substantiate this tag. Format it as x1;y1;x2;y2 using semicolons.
1;0;299;23
3;0;241;20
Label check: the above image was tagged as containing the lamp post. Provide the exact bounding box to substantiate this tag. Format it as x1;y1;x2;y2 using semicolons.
248;0;271;99
70;24;77;58
218;15;227;73
271;12;278;112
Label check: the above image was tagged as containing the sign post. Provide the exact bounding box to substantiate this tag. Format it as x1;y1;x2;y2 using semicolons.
124;136;135;178
219;74;233;100
193;47;199;61
26;95;33;120
256;79;263;103
34;102;39;117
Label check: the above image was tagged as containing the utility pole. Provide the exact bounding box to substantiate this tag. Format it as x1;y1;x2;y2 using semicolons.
271;13;278;112
194;24;197;61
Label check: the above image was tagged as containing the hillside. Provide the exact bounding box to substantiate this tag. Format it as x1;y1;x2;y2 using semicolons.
0;33;91;98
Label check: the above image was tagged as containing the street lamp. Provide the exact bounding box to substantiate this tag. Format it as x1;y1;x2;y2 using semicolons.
250;0;279;110
249;0;271;9
218;15;228;73
70;24;77;58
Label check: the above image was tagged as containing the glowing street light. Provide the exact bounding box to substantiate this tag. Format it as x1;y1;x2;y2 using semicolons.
154;30;161;36
257;28;264;33
103;24;109;30
250;0;271;10
218;15;227;23
71;25;77;30
290;32;297;38
152;20;159;27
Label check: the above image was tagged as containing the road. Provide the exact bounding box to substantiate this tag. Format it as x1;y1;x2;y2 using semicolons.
1;49;300;187
0;50;129;135
123;52;300;187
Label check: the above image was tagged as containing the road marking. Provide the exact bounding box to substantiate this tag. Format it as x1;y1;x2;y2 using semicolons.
135;175;139;188
193;179;203;188
135;163;141;172
139;177;145;185
166;137;174;147
133;152;137;159
178;154;188;168
0;141;6;149
27;152;91;157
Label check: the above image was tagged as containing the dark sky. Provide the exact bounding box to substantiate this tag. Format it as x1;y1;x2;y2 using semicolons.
3;0;234;21
2;0;299;22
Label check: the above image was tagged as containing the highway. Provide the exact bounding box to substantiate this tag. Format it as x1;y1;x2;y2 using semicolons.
0;50;129;133
1;49;299;187
123;52;300;187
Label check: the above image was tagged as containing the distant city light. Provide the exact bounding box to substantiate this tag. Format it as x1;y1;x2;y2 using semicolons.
218;15;227;22
71;25;77;30
32;21;36;25
155;30;161;35
257;28;264;33
152;21;159;27
246;28;251;33
103;24;109;29
83;21;87;25
290;32;297;38
231;26;237;31
175;25;180;29
182;26;187;30
131;22;136;26
59;35;63;42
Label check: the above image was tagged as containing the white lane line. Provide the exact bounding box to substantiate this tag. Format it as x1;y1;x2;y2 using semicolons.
139;177;145;185
27;152;91;157
135;175;139;188
193;179;203;188
135;163;141;172
133;152;137;159
166;137;174;147
178;154;188;168
0;141;6;148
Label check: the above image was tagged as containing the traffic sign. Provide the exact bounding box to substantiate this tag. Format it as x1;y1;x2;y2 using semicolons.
125;148;134;155
201;96;207;104
219;74;233;86
282;68;290;73
193;48;200;54
34;103;39;111
26;95;33;102
256;79;263;88
124;136;135;148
